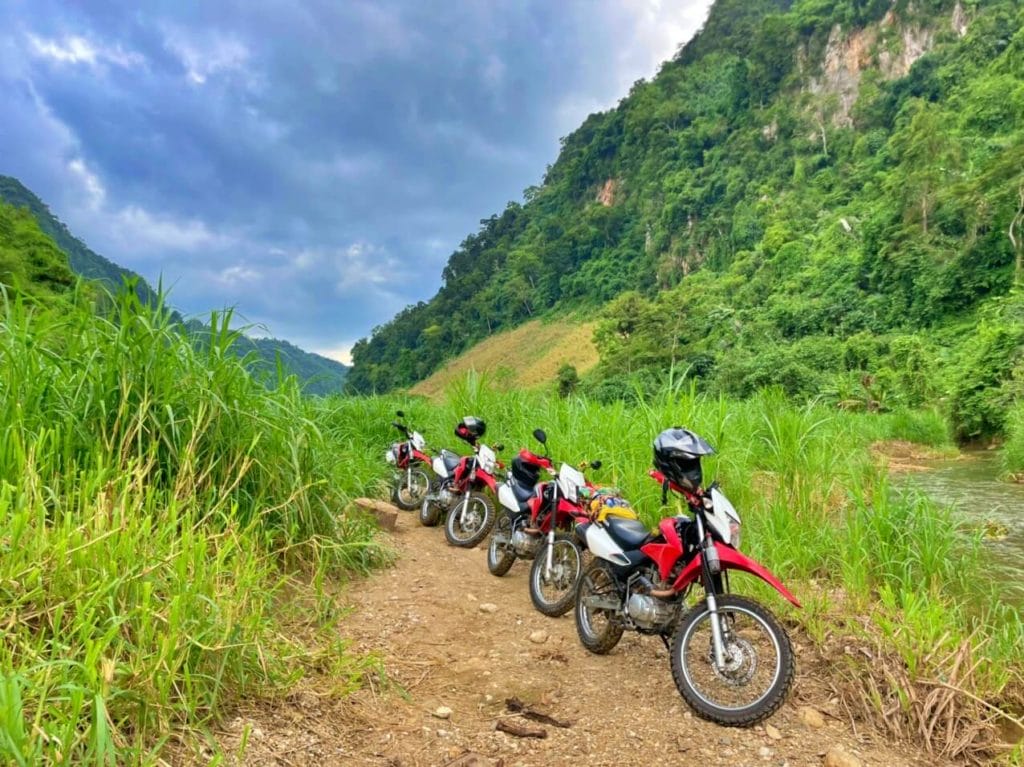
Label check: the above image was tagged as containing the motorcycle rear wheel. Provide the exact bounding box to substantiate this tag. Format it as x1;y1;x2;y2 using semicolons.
529;533;583;617
670;594;794;726
487;514;517;576
393;468;430;510
574;560;624;654
444;491;495;548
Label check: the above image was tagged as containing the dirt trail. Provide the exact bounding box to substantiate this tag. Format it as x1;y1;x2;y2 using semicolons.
214;513;947;767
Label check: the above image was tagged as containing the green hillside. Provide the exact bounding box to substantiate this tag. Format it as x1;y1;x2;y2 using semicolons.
347;0;1024;440
0;175;159;306
0;202;76;303
0;176;348;395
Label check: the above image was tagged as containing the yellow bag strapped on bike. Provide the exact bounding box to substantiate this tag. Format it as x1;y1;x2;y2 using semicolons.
585;488;638;522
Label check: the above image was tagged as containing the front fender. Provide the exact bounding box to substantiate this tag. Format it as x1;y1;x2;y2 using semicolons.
672;547;801;608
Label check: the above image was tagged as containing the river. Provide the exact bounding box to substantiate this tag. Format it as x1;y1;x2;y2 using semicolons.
899;451;1024;603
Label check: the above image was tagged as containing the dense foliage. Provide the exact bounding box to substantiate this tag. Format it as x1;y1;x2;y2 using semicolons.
348;0;1024;444
0;176;349;395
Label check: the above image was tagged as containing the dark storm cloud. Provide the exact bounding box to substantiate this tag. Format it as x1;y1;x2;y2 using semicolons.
0;0;711;360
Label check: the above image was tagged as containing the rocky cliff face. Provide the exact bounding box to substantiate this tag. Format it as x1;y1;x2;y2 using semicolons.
806;3;970;126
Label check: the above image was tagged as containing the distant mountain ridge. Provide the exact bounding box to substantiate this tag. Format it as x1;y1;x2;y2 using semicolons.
0;175;348;396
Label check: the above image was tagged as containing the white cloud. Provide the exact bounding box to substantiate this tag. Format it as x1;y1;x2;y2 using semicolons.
67;158;106;210
216;264;261;287
554;0;712;136
612;0;712;80
111;205;232;254
312;343;354;365
28;33;143;69
162;28;249;85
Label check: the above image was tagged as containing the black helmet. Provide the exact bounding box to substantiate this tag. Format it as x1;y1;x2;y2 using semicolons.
653;427;715;490
454;416;486;445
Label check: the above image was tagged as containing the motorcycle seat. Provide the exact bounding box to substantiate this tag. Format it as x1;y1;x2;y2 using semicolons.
510;477;535;503
440;449;461;472
605;516;652;549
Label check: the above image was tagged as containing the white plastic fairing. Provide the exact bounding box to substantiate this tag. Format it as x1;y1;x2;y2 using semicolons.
432;455;449;478
478;444;497;474
412;431;426;450
707;487;740;543
498;483;519;512
385;447;396;465
586;525;631;566
557;463;586;502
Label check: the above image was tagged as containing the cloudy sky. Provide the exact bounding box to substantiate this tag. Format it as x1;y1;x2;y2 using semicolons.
0;0;712;363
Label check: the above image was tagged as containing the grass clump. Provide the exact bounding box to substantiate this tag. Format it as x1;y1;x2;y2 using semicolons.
0;289;390;764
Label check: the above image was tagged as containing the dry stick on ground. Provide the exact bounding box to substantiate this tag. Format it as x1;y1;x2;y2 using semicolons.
495;719;548;739
504;697;573;728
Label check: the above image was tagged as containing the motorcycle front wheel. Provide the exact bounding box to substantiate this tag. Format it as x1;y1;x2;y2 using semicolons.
670;594;794;726
574;559;624;654
392;467;431;510
528;533;583;617
444;491;495;548
487;513;517;576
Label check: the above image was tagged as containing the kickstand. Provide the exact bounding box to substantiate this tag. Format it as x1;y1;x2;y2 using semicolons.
659;634;670;652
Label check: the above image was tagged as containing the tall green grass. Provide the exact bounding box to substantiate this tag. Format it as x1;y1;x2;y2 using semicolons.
0;289;390;764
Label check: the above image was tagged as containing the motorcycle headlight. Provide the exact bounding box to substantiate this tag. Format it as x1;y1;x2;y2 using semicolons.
729;521;741;549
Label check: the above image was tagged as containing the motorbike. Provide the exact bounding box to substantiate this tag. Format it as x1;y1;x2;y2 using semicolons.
384;410;432;510
574;468;800;726
488;428;604;617
419;416;504;548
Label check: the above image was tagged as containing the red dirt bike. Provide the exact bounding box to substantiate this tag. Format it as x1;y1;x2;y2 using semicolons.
419;417;505;548
575;464;800;726
385;410;433;510
488;428;605;617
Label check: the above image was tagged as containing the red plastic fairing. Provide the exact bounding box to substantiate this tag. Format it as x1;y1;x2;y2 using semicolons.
413;449;431;464
671;547;801;608
519;449;554;471
659;517;681;549
476;471;498;492
642;542;684;582
639;518;685;581
528;494;543;519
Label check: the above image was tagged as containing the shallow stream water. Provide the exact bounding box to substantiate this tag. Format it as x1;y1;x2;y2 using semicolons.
898;451;1024;603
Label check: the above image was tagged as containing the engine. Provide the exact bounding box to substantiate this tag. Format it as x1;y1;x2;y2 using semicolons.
510;528;542;557
435;487;457;510
626;593;676;631
625;567;677;631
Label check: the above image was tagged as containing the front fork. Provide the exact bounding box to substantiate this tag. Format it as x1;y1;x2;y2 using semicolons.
459;489;472;524
543;529;555;578
695;518;728;671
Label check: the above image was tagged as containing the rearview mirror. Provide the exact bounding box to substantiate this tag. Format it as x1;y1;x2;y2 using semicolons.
493;443;504;452
590;460;602;470
532;428;547;444
395;410;405;418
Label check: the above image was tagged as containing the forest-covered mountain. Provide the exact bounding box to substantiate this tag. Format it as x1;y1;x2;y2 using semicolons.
347;0;1024;440
0;177;349;395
